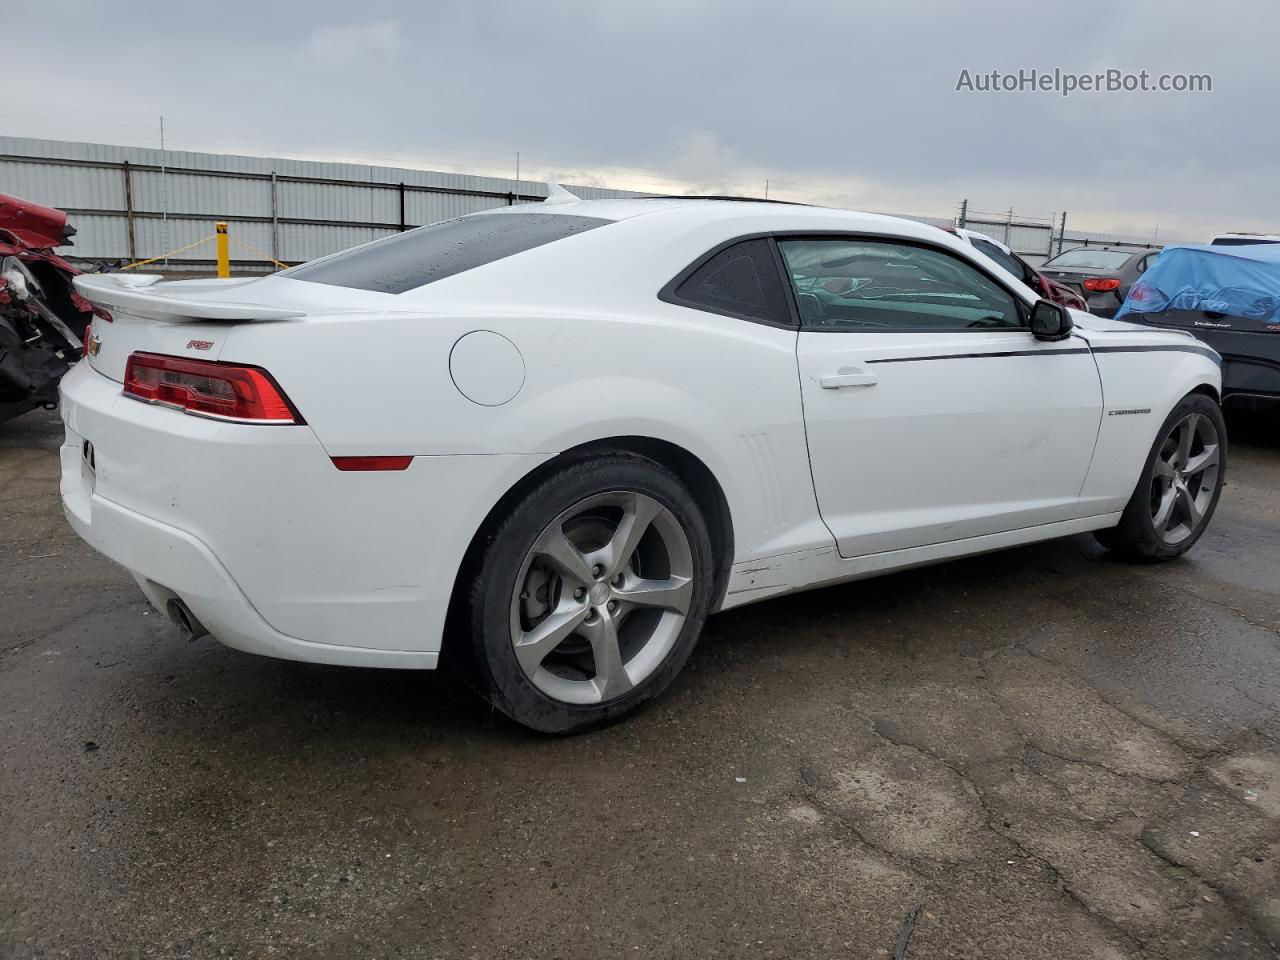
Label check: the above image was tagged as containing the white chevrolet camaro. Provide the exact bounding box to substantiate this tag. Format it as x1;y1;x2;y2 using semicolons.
62;192;1226;732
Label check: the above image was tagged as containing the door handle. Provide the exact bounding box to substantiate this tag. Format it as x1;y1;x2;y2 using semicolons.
819;369;879;389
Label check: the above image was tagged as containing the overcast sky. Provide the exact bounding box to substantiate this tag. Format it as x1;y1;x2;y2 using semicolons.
7;0;1276;240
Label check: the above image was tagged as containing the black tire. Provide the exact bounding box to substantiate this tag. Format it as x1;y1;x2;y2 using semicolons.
467;454;714;734
1094;392;1227;561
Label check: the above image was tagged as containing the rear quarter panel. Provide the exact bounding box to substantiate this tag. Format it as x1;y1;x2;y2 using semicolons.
221;302;824;566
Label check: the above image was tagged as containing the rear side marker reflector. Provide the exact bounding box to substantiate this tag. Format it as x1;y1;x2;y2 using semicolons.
123;352;304;424
330;456;414;471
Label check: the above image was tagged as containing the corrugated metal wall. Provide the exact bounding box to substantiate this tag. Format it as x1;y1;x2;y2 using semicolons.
1;136;1172;273
0;136;650;272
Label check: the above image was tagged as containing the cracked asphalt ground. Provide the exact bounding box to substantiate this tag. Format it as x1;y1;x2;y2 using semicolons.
2;408;1279;960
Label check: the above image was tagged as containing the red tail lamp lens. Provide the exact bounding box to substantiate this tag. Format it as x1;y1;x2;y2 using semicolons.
330;456;413;471
123;352;303;424
1083;277;1121;292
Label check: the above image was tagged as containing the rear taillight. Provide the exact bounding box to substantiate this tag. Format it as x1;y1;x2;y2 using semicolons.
123;352;303;424
1083;277;1121;293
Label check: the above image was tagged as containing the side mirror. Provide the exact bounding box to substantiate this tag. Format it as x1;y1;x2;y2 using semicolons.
1029;299;1074;342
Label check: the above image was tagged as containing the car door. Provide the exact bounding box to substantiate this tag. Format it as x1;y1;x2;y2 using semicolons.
782;235;1104;558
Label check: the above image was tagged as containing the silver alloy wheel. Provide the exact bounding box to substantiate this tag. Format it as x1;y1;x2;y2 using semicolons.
509;490;694;705
1150;411;1221;546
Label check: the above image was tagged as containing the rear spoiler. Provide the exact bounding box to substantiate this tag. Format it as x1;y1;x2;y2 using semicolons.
73;274;305;322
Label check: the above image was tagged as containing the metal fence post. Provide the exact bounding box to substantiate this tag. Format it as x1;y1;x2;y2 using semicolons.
270;172;280;263
1057;211;1068;255
958;198;968;228
122;160;137;262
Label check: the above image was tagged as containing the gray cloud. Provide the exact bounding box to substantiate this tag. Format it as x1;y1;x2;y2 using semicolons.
6;0;1274;239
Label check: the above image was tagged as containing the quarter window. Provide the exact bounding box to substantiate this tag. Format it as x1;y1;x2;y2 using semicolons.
663;238;793;326
778;238;1022;331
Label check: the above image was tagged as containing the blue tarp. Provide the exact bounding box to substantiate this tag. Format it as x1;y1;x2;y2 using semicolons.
1115;243;1280;323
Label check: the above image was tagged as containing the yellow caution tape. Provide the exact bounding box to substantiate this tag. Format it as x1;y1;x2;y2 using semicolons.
119;235;215;270
229;234;290;271
118;230;292;273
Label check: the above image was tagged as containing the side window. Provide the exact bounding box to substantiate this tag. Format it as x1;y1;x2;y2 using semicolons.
662;238;793;326
971;237;1025;281
778;238;1022;331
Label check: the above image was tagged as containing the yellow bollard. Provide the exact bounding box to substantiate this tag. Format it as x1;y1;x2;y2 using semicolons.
215;221;230;278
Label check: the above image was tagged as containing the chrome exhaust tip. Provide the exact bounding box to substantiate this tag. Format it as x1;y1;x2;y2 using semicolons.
165;599;210;640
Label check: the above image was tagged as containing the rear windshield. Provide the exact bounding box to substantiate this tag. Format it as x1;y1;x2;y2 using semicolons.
1043;249;1134;270
282;212;613;294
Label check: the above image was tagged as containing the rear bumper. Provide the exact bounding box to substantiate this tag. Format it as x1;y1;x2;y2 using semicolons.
58;360;550;668
1084;296;1121;318
62;485;437;668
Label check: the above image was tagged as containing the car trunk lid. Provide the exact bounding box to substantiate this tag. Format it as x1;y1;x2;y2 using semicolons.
74;273;306;382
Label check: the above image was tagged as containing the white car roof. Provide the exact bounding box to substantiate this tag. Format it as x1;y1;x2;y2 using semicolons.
484;195;941;235
433;196;1038;309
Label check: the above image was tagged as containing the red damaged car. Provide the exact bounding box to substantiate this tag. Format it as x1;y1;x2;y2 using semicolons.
942;226;1089;311
0;192;95;424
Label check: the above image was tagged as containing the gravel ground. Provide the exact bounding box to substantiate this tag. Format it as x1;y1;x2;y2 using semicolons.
2;406;1278;960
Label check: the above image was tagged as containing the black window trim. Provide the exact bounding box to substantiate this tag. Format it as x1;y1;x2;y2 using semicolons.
659;230;1038;334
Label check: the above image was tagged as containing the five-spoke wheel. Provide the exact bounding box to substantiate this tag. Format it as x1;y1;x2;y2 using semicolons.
511;490;694;705
468;454;712;733
1096;392;1227;561
1148;410;1222;546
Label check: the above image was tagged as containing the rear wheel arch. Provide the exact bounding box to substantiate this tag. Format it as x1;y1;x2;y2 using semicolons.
443;436;735;659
